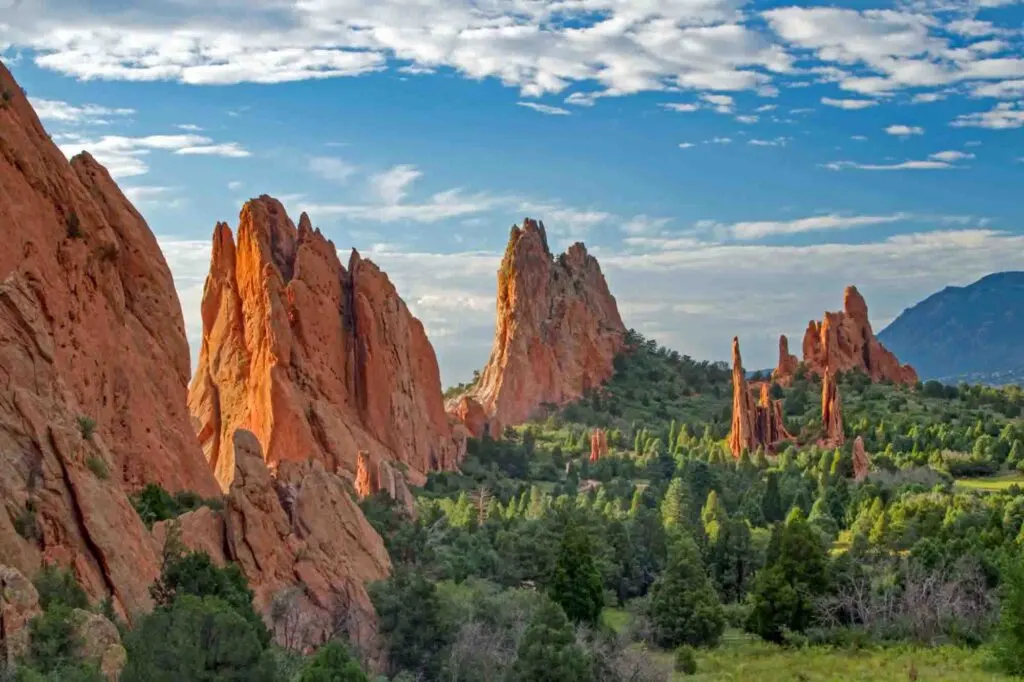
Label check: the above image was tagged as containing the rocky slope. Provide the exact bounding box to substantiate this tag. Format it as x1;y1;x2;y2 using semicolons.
453;218;626;430
0;61;218;621
188;198;466;492
773;285;917;386
878;271;1024;384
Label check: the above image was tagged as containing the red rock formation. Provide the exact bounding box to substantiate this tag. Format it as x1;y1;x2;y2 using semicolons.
453;218;626;430
821;371;845;447
589;429;609;463
448;395;502;440
772;334;800;385
775;286;917;386
852;436;870;482
729;338;792;458
188;198;463;491
156;430;390;653
0;61;218;621
1;565;41;665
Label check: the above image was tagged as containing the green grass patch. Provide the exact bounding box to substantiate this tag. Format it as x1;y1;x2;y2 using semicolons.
601;607;631;634
955;472;1024;492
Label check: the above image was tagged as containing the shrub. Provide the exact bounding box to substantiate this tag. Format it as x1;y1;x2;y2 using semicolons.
673;645;697;675
22;604;83;674
33;564;89;611
0;88;12;106
151;549;270;647
85;455;109;480
66;212;82;239
296;642;369;682
121;595;276;682
14;500;41;542
76;416;95;440
130;484;220;528
993;553;1024;675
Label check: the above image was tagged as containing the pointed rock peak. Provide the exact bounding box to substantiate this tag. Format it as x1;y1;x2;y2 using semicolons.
843;284;868;320
732;336;743;369
210;222;236;260
852;436;870;481
297;212;313;235
509;216;551;257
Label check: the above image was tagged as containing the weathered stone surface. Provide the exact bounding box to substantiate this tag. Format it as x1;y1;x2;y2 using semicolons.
852;436;870;482
453;218;626;430
224;430;390;654
151;506;227;567
0;61;215;623
447;395;502;440
189;198;462;492
771;334;800;386
69;608;127;681
0;564;41;665
821;371;845;447
589;429;609;463
728;338;792;458
776;286;917;386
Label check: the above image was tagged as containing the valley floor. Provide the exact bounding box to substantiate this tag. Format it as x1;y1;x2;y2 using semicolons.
604;611;1010;681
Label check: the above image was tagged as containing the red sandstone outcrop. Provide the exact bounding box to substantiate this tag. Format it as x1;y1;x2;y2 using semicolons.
775;286;917;386
852;436;870;482
1;564;41;665
772;335;800;385
354;450;415;511
452;218;626;430
0;61;218;621
589;429;609;463
155;431;390;653
448;395;502;439
188;197;463;492
821;371;845;447
728;338;792;457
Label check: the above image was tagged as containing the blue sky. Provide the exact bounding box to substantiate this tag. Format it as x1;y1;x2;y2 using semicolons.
3;0;1024;383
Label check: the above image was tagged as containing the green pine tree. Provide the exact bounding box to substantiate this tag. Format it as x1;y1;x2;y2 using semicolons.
548;521;604;624
647;532;725;648
510;600;594;682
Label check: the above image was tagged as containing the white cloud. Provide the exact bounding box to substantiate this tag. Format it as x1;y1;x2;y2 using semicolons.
29;97;134;124
678;142;696;149
951;102;1024;129
911;92;946;103
755;104;777;112
824;149;971;170
851;135;868;140
735;114;758;123
929;150;975;162
821;97;878;110
309;156;357;185
621;215;672;236
517;101;571;115
372;164;422;205
701;93;735;113
176;123;203;131
726;212;909;240
564;92;597;107
748;137;789;146
123;185;184;209
706;137;733;144
885;124;925;136
947;19;1008;38
55;132;249;177
174;142;250;157
227;181;243;191
661;102;700;112
971;79;1024;98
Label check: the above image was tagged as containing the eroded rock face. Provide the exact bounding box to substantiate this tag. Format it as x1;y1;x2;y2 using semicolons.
1;564;41;665
69;608;127;681
223;430;389;653
454;218;626;429
821;371;845;447
589;429;609;463
448;395;502;440
728;338;792;458
775;286;917;386
852;436;870;482
188;198;462;492
0;61;216;622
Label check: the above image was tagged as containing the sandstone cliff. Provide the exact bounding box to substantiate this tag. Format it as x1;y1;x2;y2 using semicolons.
188;197;464;492
454;218;626;430
728;338;792;457
0;62;218;621
775;286;917;386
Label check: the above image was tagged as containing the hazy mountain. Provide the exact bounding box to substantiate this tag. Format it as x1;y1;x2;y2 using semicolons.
878;272;1024;385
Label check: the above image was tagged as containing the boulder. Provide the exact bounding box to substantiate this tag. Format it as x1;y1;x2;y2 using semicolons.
68;608;127;681
0;564;41;665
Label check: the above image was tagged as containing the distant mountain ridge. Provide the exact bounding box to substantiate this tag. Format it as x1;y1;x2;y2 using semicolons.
878;271;1024;385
